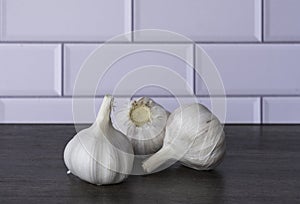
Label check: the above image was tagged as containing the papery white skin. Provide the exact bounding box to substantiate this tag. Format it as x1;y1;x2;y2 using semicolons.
64;95;134;185
114;97;169;155
142;103;226;173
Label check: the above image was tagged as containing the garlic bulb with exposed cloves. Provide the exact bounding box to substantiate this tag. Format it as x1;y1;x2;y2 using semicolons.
63;95;134;185
142;103;226;173
114;97;169;155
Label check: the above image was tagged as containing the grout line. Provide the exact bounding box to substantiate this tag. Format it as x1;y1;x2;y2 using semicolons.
261;0;264;42
196;41;300;44
0;96;104;99
61;43;64;96
0;95;299;99
0;0;7;42
196;95;300;97
131;0;134;42
260;97;263;124
0;41;196;44
193;43;196;94
1;41;300;45
0;41;108;44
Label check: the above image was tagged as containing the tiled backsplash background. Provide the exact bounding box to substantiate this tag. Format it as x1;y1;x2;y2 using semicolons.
0;0;299;124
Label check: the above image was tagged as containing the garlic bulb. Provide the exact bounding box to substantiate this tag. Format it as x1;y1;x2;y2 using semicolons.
64;95;134;185
142;103;226;173
114;97;169;155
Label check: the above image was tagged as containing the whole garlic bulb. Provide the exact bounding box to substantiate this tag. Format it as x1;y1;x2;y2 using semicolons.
63;95;134;185
142;103;226;173
114;97;169;155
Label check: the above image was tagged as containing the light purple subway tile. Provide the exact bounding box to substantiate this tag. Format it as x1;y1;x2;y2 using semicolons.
64;44;100;96
201;97;261;124
196;44;300;95
0;44;61;96
0;98;103;123
1;0;131;41
134;0;261;42
263;97;300;124
264;0;300;41
64;44;194;96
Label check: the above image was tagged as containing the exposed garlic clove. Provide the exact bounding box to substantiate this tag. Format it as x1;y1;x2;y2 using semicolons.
63;95;134;185
114;97;169;155
142;103;226;173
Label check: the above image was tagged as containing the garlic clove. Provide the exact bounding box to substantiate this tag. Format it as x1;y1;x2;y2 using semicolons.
114;97;169;155
63;95;134;185
142;103;226;173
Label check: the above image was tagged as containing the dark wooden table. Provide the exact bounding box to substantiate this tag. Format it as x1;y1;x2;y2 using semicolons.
0;125;299;204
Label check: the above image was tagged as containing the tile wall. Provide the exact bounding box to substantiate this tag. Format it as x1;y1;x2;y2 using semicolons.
0;0;299;124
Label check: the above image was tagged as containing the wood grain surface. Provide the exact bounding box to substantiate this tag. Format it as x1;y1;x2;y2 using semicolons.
0;125;299;204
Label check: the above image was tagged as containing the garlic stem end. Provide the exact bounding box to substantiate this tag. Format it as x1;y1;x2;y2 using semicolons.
142;146;175;173
95;95;113;128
